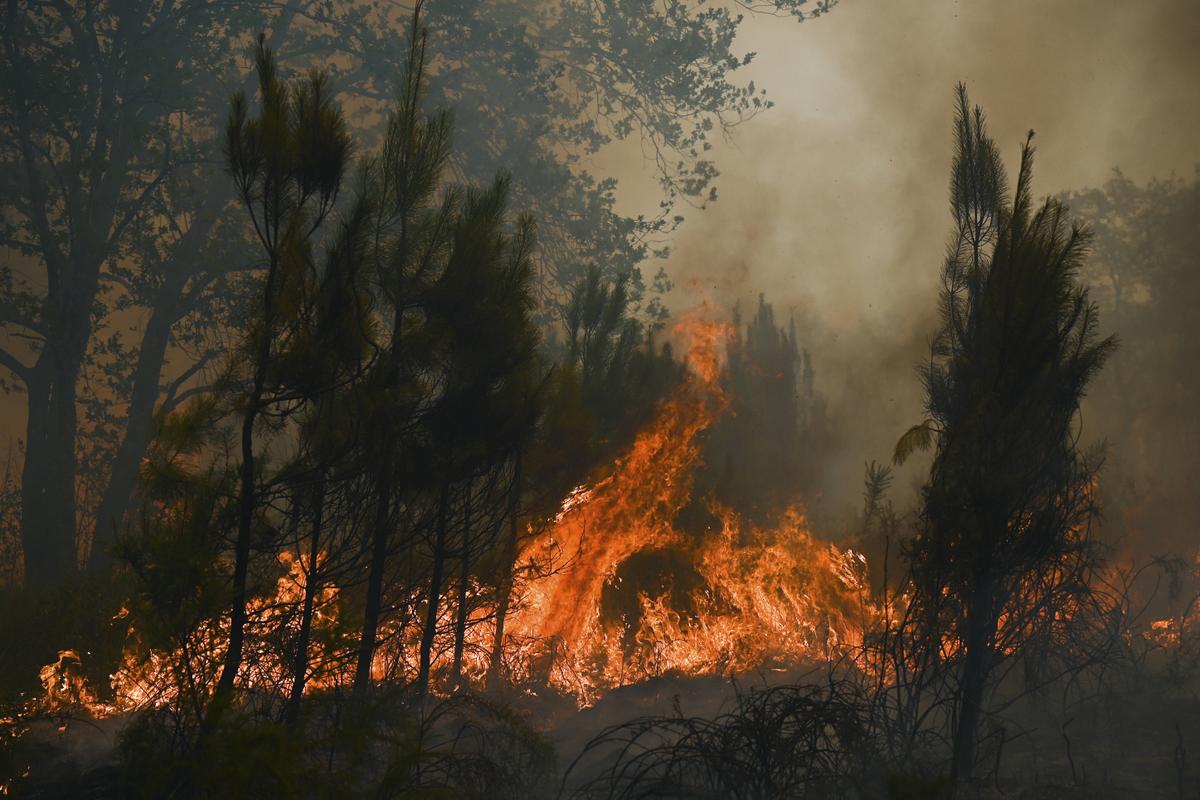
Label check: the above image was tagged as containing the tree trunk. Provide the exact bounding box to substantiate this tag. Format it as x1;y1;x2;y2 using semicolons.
89;304;173;570
213;403;259;701
416;482;450;697
353;460;395;699
450;484;472;689
17;298;110;587
487;451;521;690
21;352;82;586
13;70;116;586
353;201;411;698
286;476;326;725
951;578;996;783
20;245;104;586
213;244;282;703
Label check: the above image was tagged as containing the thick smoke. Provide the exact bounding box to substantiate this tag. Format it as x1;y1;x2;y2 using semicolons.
601;0;1200;534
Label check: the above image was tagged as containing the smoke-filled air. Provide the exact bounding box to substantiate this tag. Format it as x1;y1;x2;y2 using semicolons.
1;1;1198;797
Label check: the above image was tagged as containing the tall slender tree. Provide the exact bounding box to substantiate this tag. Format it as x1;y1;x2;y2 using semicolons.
895;85;1116;782
214;39;352;703
414;177;542;696
350;3;458;697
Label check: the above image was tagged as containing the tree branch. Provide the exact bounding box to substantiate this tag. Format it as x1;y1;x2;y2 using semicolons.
0;346;32;384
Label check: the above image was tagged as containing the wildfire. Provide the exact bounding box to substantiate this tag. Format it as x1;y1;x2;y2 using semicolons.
34;309;882;716
38;649;97;713
498;312;877;703
509;316;733;654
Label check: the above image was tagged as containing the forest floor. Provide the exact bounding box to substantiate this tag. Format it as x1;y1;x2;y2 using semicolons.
11;669;1198;798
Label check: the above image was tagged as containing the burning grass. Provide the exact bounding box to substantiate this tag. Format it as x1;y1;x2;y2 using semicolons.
25;312;881;723
10;311;1199;799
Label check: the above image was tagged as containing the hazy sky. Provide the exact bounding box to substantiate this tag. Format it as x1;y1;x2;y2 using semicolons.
627;0;1200;321
602;0;1200;507
5;0;1195;523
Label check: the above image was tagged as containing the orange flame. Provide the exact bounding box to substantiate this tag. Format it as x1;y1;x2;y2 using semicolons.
498;312;877;703
35;308;882;714
511;315;732;649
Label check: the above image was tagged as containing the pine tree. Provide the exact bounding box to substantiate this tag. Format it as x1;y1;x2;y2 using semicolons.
896;85;1116;782
350;3;459;698
350;6;544;698
214;38;353;705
